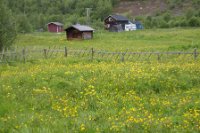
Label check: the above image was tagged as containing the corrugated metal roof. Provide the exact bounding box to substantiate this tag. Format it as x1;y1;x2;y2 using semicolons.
47;22;63;26
108;14;129;21
65;24;94;31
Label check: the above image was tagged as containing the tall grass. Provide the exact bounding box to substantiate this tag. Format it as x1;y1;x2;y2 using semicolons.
0;58;200;132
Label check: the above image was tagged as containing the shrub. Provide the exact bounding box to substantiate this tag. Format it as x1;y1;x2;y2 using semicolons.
158;19;169;28
179;18;188;27
163;12;171;22
188;17;200;27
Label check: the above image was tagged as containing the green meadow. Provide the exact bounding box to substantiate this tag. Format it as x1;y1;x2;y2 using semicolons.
15;28;200;51
1;28;200;132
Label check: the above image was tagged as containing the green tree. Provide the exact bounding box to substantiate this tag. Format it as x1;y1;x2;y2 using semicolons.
0;0;17;51
17;15;32;33
93;0;112;20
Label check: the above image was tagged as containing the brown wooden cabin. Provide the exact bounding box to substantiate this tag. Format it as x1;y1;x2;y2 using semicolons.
65;24;94;40
104;14;130;31
47;22;64;33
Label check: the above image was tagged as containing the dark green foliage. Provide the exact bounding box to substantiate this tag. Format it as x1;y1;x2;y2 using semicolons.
16;15;32;33
2;0;200;32
186;9;195;20
5;0;115;32
0;0;17;51
93;0;112;21
179;19;188;27
163;12;171;22
188;17;200;27
192;0;200;7
143;10;200;28
137;0;200;28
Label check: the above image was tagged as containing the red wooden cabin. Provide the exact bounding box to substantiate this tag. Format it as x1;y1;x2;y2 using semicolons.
47;22;64;33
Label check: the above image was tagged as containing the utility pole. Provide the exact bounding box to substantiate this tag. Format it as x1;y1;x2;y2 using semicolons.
86;8;92;25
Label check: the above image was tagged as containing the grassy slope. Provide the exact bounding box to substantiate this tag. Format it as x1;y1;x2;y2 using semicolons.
15;28;200;51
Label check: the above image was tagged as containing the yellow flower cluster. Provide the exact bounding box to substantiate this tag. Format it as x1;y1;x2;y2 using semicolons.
0;60;200;132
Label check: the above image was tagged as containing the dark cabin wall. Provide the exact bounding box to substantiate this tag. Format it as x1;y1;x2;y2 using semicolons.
67;30;82;40
66;28;82;40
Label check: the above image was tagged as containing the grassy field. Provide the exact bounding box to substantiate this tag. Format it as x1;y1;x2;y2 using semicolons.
1;28;200;132
15;28;200;51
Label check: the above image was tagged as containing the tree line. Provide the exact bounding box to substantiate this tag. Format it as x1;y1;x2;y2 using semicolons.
2;0;200;33
3;0;118;33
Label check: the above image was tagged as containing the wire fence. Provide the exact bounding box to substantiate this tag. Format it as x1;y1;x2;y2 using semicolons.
0;47;199;63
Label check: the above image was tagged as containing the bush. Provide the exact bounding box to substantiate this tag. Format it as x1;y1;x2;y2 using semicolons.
185;9;195;19
168;20;176;28
188;17;200;27
92;19;104;30
144;16;153;28
179;18;188;27
163;12;171;22
151;18;159;28
158;19;169;28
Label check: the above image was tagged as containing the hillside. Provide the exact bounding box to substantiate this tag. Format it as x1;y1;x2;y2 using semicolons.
113;0;200;17
113;0;167;16
112;0;200;28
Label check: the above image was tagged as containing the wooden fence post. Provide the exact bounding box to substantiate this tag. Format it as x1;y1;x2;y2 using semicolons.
157;53;161;61
44;49;47;59
64;47;68;57
121;52;125;62
194;48;197;60
22;48;26;63
91;48;94;60
14;47;17;60
121;50;128;62
2;48;5;60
